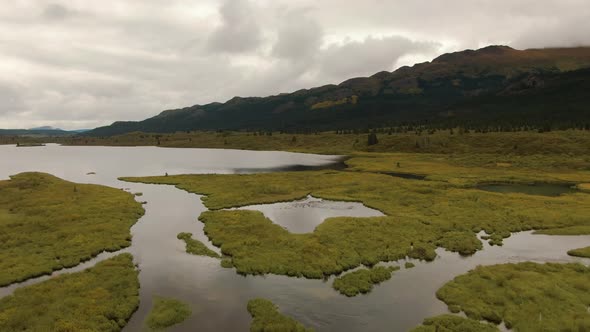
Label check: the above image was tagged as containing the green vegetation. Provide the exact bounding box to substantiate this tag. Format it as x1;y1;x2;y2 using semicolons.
332;266;399;297
0;254;139;331
58;129;590;156
346;151;590;186
0;172;144;286
177;232;220;258
567;246;590;258
220;258;233;268
435;262;590;330
247;298;312;332
122;162;590;279
405;262;415;269
578;183;590;193
145;296;192;331
411;314;498;332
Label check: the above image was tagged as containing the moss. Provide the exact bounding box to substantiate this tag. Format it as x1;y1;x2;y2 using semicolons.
247;298;313;332
0;254;139;331
567;246;590;258
435;262;590;331
410;314;498;332
177;232;220;258
220;258;233;268
332;266;399;297
0;172;144;287
405;262;415;269
145;296;192;331
448;305;461;313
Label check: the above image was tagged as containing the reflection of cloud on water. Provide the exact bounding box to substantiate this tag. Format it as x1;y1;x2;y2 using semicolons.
234;195;384;233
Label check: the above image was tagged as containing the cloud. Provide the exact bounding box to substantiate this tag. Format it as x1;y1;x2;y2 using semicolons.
42;3;72;21
0;82;26;116
318;36;439;81
272;9;323;61
207;0;263;54
513;16;590;49
0;0;588;129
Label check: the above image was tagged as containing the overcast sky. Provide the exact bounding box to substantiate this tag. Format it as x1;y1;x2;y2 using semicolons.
1;0;589;129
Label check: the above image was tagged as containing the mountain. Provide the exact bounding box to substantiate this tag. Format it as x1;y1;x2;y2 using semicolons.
29;126;61;131
86;45;590;136
0;127;89;136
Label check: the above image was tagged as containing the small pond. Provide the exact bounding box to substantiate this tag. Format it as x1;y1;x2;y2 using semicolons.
235;195;385;233
477;183;577;196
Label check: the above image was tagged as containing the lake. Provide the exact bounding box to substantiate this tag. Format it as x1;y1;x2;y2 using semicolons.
0;144;588;331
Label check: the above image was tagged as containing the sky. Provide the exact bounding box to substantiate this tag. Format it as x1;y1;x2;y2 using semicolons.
1;0;589;130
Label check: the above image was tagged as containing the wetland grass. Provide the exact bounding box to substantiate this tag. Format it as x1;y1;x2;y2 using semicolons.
247;298;312;332
332;266;399;297
435;262;590;330
0;172;144;286
410;314;498;332
122;164;590;278
145;296;192;331
567;246;590;258
177;232;220;258
0;254;139;331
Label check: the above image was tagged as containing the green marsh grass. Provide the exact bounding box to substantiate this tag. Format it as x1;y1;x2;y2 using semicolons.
177;232;220;258
332;266;399;297
435;262;590;330
58;130;590;156
567;246;590;258
247;298;312;332
0;172;144;286
0;254;139;331
410;314;499;332
145;296;192;331
122;166;590;278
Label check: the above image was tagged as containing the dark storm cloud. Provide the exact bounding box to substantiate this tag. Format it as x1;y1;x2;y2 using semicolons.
0;0;588;129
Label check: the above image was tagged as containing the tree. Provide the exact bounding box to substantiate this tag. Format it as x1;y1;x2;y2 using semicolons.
367;133;378;146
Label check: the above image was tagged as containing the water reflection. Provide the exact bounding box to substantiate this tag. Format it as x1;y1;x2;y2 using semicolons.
234;195;384;233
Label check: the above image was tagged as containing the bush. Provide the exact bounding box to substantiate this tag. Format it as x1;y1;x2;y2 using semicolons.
247;298;312;332
145;296;192;331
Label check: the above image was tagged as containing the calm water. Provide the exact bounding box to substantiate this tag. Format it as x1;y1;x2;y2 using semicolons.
235;196;384;233
0;144;588;332
477;183;577;196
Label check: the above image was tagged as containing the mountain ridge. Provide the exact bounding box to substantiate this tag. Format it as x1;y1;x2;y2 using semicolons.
86;45;590;136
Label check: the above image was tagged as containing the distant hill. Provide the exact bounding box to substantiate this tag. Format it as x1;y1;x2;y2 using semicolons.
85;45;590;136
0;127;87;136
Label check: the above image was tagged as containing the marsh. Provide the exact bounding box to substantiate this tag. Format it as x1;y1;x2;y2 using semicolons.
1;144;589;331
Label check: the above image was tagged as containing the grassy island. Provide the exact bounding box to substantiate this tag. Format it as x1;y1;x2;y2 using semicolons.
177;232;220;258
0;254;139;331
434;262;590;330
332;266;399;297
247;298;312;332
567;246;590;258
145;296;192;331
411;314;499;332
0;172;144;286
